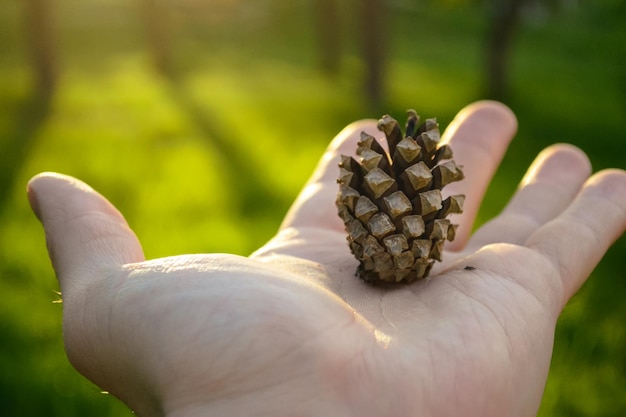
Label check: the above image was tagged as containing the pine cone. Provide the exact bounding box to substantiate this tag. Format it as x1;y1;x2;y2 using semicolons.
336;110;465;284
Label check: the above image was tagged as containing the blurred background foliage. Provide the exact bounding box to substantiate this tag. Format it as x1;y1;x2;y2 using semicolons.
1;0;625;415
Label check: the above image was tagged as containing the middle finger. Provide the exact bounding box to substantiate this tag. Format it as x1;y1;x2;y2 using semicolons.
467;144;591;250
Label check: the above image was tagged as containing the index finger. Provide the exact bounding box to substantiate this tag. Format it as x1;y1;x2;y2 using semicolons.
440;101;518;250
279;119;381;232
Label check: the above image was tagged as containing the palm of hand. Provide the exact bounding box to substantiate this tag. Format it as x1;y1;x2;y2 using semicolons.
29;102;626;417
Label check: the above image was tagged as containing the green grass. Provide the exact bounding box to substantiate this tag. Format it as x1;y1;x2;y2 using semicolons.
1;0;624;415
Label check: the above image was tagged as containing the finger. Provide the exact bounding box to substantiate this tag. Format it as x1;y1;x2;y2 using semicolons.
525;169;626;304
440;101;518;251
468;144;591;249
279;119;381;232
28;172;145;295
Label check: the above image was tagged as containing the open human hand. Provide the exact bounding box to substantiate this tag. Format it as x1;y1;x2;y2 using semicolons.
28;101;626;417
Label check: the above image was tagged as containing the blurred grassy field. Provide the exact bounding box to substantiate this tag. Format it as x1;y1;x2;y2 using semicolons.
1;0;625;415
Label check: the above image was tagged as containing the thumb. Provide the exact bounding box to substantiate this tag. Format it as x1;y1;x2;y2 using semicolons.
27;172;144;295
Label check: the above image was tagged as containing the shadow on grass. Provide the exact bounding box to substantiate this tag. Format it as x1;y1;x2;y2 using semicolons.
0;91;53;213
162;73;291;220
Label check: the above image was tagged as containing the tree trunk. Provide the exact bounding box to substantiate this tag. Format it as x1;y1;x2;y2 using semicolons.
142;0;175;78
24;0;57;99
484;0;527;101
314;0;341;77
2;0;56;212
360;0;387;107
